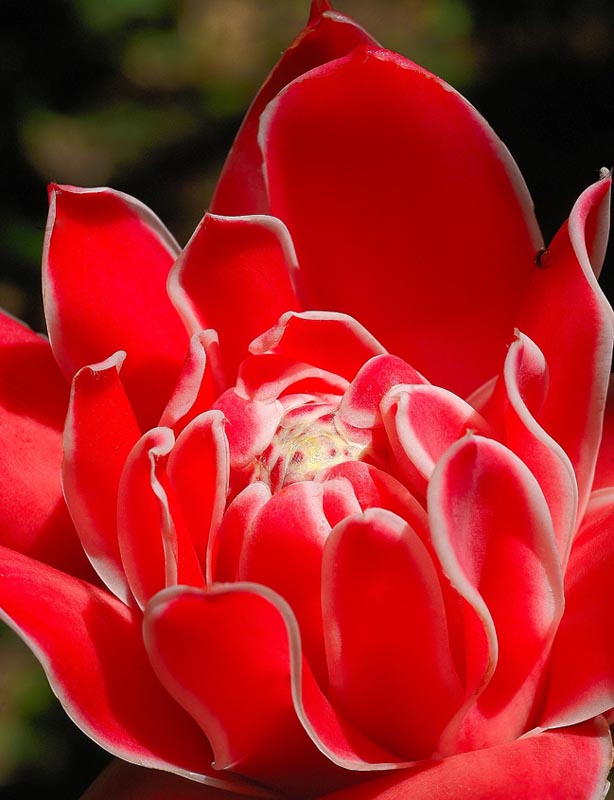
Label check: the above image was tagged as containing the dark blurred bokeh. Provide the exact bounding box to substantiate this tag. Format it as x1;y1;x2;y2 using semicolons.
0;0;613;797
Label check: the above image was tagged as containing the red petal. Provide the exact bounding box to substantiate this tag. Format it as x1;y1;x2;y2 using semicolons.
517;176;613;518
236;353;348;403
210;4;377;215
238;481;332;686
168;214;300;383
212;389;283;471
429;435;564;753
498;334;578;565
0;546;219;784
593;378;614;490
260;49;542;396
318;719;612;800
541;490;614;727
117;428;204;608
381;384;492;500
250;312;386;382
144;584;406;795
43;185;187;429
338;355;426;430
167;411;229;581
0;311;93;579
81;760;259;800
159;330;225;434
322;508;463;760
63;352;140;604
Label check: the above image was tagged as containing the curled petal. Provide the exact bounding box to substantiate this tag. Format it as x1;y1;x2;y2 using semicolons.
381;384;492;499
236;354;348;403
63;351;140;604
43;185;187;428
593;377;614;491
318;719;612;800
212;389;283;471
0;312;92;578
159;330;225;433
210;3;378;215
144;584;408;796
322;508;463;760
168;214;300;383
430;435;564;753
0;546;221;787
249;312;386;382
117;428;204;608
517;176;613;517
260;48;542;395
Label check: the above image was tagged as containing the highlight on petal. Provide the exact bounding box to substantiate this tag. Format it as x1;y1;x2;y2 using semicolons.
0;311;93;579
43;185;187;429
517;175;613;518
429;435;564;753
249;311;386;382
260;48;542;396
63;351;140;605
210;2;378;215
541;490;614;728
117;428;204;608
0;546;227;788
144;583;409;796
322;508;463;761
318;718;612;800
168;214;300;383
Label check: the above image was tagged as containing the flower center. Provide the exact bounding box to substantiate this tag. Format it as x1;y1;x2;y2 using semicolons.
256;406;365;492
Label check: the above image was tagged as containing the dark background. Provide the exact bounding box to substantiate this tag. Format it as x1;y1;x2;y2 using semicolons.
0;0;613;797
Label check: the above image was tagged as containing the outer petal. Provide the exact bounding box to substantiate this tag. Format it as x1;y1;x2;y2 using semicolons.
168;214;300;383
541;490;614;728
260;48;542;396
322;508;463;761
63;351;140;605
318;719;612;800
43;185;187;429
593;378;614;490
430;435;564;753
0;546;231;788
0;312;92;578
517;176;613;517
117;428;204;608
81;760;254;800
144;584;407;796
210;2;378;215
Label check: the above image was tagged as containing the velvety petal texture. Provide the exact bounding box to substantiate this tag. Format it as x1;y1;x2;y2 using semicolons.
260;48;543;395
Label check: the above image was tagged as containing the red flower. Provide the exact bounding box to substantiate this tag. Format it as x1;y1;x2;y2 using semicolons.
1;2;613;798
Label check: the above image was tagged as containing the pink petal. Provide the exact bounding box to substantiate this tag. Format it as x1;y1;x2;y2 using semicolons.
429;435;564;753
117;428;204;608
212;389;283;471
238;481;332;686
167;411;229;581
249;312;386;382
381;384;492;500
0;546;223;786
168;214;300;384
0;311;93;579
516;175;613;518
541;490;614;728
210;2;377;215
159;330;225;434
43;185;188;429
498;333;578;565
63;352;140;604
338;355;426;430
322;508;463;760
81;760;259;800
144;584;407;795
318;719;612;800
260;48;542;396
